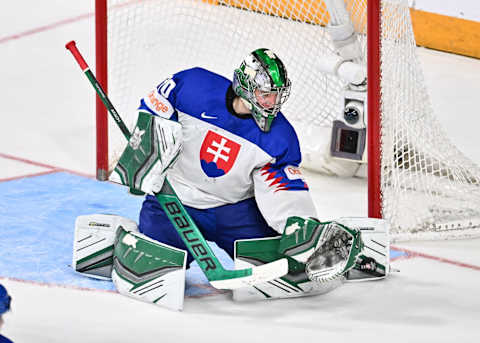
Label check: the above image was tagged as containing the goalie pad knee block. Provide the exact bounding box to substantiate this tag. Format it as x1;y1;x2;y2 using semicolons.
233;237;343;301
72;214;138;280
112;226;187;311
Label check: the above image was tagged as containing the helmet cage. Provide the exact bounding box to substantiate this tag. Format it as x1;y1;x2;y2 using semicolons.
233;49;291;132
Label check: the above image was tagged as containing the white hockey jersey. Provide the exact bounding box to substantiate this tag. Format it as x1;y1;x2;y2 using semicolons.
138;68;317;233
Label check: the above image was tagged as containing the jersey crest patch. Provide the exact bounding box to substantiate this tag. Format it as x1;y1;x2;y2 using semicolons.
200;130;241;177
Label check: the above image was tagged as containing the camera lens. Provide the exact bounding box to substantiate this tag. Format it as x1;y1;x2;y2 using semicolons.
344;107;359;124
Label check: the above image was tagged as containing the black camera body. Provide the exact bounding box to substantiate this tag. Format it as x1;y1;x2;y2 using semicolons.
330;88;367;162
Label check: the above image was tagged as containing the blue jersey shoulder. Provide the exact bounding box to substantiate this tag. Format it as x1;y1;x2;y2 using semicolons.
248;113;302;167
146;67;302;166
174;67;229;86
171;67;231;112
0;334;13;343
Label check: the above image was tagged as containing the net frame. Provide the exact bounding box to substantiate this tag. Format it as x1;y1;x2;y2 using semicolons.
94;0;480;241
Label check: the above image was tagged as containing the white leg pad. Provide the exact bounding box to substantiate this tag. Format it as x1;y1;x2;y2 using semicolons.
336;217;391;281
233;256;343;301
232;237;343;301
72;214;138;280
112;227;187;311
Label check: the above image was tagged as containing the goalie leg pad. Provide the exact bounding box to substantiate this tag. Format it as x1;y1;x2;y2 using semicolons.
277;216;325;263
112;226;187;311
233;237;343;301
72;214;138;280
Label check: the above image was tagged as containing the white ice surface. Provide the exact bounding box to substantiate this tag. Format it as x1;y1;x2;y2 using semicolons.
0;2;479;342
0;156;51;181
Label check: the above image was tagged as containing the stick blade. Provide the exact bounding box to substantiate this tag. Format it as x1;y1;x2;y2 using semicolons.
209;258;288;290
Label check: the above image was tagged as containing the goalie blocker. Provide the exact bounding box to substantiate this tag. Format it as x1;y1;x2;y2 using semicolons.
109;111;183;195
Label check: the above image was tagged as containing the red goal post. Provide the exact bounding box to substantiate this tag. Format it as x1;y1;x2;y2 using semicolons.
95;0;108;182
367;0;381;220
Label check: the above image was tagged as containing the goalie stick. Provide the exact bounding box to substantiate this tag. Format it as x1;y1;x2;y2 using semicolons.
65;41;288;289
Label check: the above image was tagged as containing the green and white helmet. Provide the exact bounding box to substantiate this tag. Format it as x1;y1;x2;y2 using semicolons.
233;48;291;132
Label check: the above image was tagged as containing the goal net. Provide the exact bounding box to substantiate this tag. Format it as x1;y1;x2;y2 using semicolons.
97;0;480;241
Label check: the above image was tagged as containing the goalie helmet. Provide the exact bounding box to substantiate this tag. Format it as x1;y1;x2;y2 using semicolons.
233;48;291;132
0;284;11;315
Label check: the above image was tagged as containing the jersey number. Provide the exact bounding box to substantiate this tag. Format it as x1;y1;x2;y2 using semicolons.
157;78;176;98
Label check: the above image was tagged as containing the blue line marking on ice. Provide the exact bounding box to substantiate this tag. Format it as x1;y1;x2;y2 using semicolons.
0;172;233;296
390;249;408;259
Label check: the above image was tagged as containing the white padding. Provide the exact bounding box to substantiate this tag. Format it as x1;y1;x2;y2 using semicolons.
112;229;187;311
144;116;182;194
337;61;366;85
109;114;183;195
317;54;344;76
323;0;352;26
336;217;391;281
327;22;355;42
326;22;363;60
72;214;138;280
233;254;343;301
318;55;366;86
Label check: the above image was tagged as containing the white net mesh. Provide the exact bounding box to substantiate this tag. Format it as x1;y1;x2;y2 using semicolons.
103;0;480;240
378;1;480;240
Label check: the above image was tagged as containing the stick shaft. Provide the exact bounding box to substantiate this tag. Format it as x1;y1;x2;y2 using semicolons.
65;40;131;141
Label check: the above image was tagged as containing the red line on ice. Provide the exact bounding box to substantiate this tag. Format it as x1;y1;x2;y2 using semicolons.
0;152;61;170
0;13;94;44
0;170;59;183
0;152;95;180
391;245;480;271
0;0;143;45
